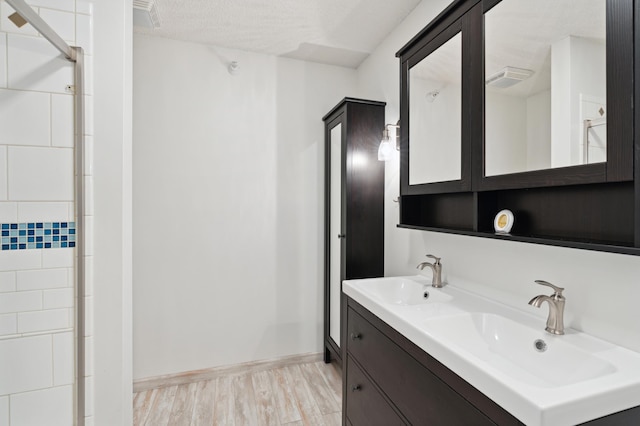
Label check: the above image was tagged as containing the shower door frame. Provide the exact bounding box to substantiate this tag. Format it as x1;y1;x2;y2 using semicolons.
5;0;87;424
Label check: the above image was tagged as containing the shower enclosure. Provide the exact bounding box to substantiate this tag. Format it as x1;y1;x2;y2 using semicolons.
1;0;88;424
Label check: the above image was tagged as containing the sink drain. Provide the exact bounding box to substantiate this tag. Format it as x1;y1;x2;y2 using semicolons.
423;291;429;299
534;339;547;352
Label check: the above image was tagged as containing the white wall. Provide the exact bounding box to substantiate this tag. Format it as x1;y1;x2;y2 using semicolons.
132;35;357;379
357;0;640;353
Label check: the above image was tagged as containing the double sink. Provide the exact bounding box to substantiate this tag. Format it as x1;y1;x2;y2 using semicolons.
343;275;640;426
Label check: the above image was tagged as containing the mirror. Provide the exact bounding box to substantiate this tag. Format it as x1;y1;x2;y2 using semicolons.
329;123;342;348
409;32;462;185
484;0;607;176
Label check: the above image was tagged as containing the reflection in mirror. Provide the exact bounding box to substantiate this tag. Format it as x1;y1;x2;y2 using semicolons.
409;32;462;185
484;0;606;177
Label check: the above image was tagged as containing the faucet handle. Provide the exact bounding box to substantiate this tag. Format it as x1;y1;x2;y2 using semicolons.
426;254;441;264
534;280;564;296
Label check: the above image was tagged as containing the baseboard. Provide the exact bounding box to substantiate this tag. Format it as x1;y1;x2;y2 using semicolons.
133;352;324;393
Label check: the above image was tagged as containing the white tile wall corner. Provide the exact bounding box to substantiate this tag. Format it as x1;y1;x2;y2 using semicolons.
75;13;92;55
9;385;73;426
0;148;6;200
8;146;74;201
7;34;73;93
84;55;93;95
84;295;92;337
0;291;41;314
83;375;94;417
0;272;15;292
17;308;69;333
0;89;50;146
42;248;73;269
17;202;71;222
84;215;93;255
84;255;93;296
52;331;73;385
84;135;93;175
0;313;16;335
84;335;93;376
38;8;75;43
84;94;93;134
0;3;39;37
76;0;92;15
0;33;6;88
0;334;52;395
51;94;73;147
16;268;67;291
27;0;74;13
0;250;41;272
0;203;17;222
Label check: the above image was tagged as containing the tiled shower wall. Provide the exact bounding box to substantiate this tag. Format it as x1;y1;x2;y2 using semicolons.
0;0;93;425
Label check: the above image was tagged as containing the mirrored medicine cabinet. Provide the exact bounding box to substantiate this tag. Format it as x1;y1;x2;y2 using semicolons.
397;0;640;255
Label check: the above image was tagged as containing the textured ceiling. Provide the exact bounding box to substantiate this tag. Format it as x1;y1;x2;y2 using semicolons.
134;0;423;68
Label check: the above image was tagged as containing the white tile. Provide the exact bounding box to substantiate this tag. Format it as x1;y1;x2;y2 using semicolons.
44;288;73;309
84;255;93;296
0;395;7;426
0;334;52;395
8;146;74;201
0;147;6;201
84;375;94;416
0;89;50;146
7;34;74;94
84;335;93;376
0;33;6;88
0;3;39;36
0;313;17;336
10;385;72;426
17;202;71;222
76;0;93;15
84;295;92;337
51;94;73;147
84;176;93;215
0;249;41;271
52;331;73;385
0;290;41;314
0;272;16;292
84;135;93;175
42;248;73;268
27;0;74;12
84;416;94;426
17;268;68;291
17;308;69;332
0;202;18;222
83;55;93;95
75;13;92;55
84;215;93;255
68;201;74;220
38;9;75;43
84;95;93;135
0;146;9;201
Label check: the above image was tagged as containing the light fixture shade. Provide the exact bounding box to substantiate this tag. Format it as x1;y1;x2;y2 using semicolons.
378;139;394;161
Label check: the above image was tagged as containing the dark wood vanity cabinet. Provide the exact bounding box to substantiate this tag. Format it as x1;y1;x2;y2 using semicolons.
323;98;385;366
344;296;640;426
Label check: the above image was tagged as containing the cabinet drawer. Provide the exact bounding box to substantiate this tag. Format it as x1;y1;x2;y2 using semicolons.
346;356;405;426
347;307;495;425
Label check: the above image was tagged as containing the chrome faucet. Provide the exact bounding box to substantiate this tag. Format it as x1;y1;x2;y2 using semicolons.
417;255;443;288
528;280;566;335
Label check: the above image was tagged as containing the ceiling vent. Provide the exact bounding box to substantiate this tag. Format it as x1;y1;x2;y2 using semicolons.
486;66;534;88
133;0;161;29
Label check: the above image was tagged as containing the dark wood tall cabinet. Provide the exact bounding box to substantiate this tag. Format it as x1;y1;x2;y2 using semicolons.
323;98;386;366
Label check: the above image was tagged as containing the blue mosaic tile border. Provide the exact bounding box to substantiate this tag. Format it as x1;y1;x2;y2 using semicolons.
1;222;76;250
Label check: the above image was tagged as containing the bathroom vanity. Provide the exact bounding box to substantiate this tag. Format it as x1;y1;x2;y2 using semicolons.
342;276;640;425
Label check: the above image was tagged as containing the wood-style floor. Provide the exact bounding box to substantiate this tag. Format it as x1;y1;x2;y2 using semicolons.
133;361;343;426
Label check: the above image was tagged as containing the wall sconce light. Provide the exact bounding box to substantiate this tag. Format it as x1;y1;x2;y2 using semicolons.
378;121;400;161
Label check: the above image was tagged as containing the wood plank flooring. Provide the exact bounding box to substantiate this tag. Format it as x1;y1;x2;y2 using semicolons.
133;361;343;426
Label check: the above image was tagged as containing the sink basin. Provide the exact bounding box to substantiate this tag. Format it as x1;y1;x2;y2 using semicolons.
364;276;453;305
343;275;640;426
424;312;616;388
